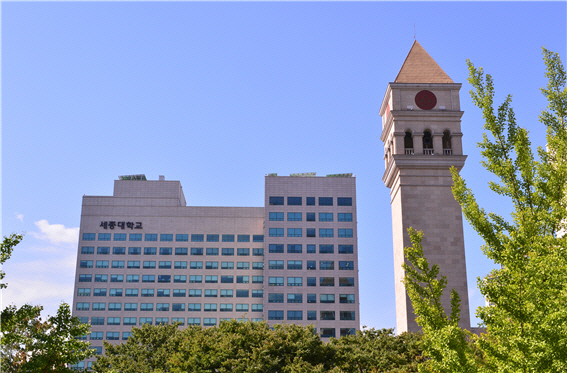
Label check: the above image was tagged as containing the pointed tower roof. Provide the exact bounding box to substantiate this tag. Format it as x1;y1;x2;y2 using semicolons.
394;40;453;83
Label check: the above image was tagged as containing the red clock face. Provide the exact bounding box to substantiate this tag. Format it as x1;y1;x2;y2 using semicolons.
415;90;437;110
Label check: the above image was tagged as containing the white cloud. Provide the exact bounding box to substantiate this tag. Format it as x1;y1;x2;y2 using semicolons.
31;220;79;244
15;213;24;223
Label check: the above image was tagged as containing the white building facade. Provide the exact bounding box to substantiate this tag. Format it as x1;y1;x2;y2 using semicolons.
71;174;359;365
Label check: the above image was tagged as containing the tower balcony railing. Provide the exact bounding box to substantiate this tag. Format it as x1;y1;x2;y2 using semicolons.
404;148;414;155
443;149;453;155
423;148;434;155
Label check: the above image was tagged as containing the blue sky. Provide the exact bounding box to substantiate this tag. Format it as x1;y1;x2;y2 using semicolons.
2;1;566;331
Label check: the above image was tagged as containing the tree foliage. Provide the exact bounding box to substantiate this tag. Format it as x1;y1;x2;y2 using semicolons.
403;48;567;373
92;320;424;373
0;234;95;372
0;233;23;290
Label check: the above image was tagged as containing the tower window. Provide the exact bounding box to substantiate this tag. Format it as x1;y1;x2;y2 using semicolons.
443;130;452;155
404;132;414;149
423;131;433;152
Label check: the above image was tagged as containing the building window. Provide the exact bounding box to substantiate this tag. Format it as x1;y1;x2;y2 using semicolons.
338;245;354;254
142;275;155;283
205;275;218;284
306;245;315;254
320;311;335;320
307;277;316;286
253;235;264;242
236;304;249;312
306;197;315;206
77;288;90;296
220;289;233;297
177;261;189;269
220;304;233;312
81;247;94;255
269;260;284;270
423;130;433;150
287;293;302;303
237;262;249;270
143;261;156;269
89;332;103;341
339;277;355;287
269;196;284;205
141;304;154;311
204;304;217;312
306;261;316;270
320;328;336;338
339;261;354;270
252;289;263;298
222;248;234;256
108;303;121;311
287;311;303;320
269;228;284;237
78;274;92;282
237;275;249;284
172;303;185;312
126;274;139;283
287;277;302;286
221;262;234;270
306;229;316;238
287;260;302;270
191;234;204;242
207;248;219;255
106;332;120;340
269;212;284;221
269;244;284;253
286;244;302;253
321;294;335;303
269;277;284;286
122;332;132;340
129;234;142;241
189;275;203;283
287;212;302;221
222;234;235;242
221;275;234;283
159;248;172;255
340;328;356;337
174;275;187;283
338;229;353;238
144;247;157;255
319;245;334;254
319;213;333;222
156;318;169;325
111;261;125;269
337;197;352;206
253;248;264;256
141;289;154;297
268;310;284;320
237;248;250;256
76;303;89;311
237;235;250;242
94;274;107;282
338;213;353;222
93;288;106;297
206;261;218;269
287;197;302;205
188;304;201;312
340;311;356;321
173;289;186;297
307;294;316;303
140;318;153;325
205;289;217;297
443;130;452;150
92;303;105;311
125;289;138;297
94;260;108;268
319;197;333;206
175;248;188;255
128;247;141;255
187;318;200;325
109;289;123;297
112;233;126;241
252;262;263;270
319;261;334;270
287;228;302;237
97;247;110;255
191;248;203;256
156;303;170;312
176;234;188;242
82;233;95;241
320;277;334;286
307;311;317;320
189;289;202;297
252;304;263;312
98;233;111;241
203;318;216;327
252;276;263;284
207;234;219;242
306;212;316;221
159;261;172;269
157;289;170;297
145;234;158;241
319;229;334;238
160;234;173;242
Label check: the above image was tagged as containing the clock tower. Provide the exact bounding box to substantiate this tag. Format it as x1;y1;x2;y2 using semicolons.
380;41;471;333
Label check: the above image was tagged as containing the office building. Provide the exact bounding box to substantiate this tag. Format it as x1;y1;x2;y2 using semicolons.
71;173;359;365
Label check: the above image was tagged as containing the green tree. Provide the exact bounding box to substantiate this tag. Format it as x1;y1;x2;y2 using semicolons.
329;327;424;372
1;233;23;289
0;234;95;372
1;303;95;372
403;48;567;372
